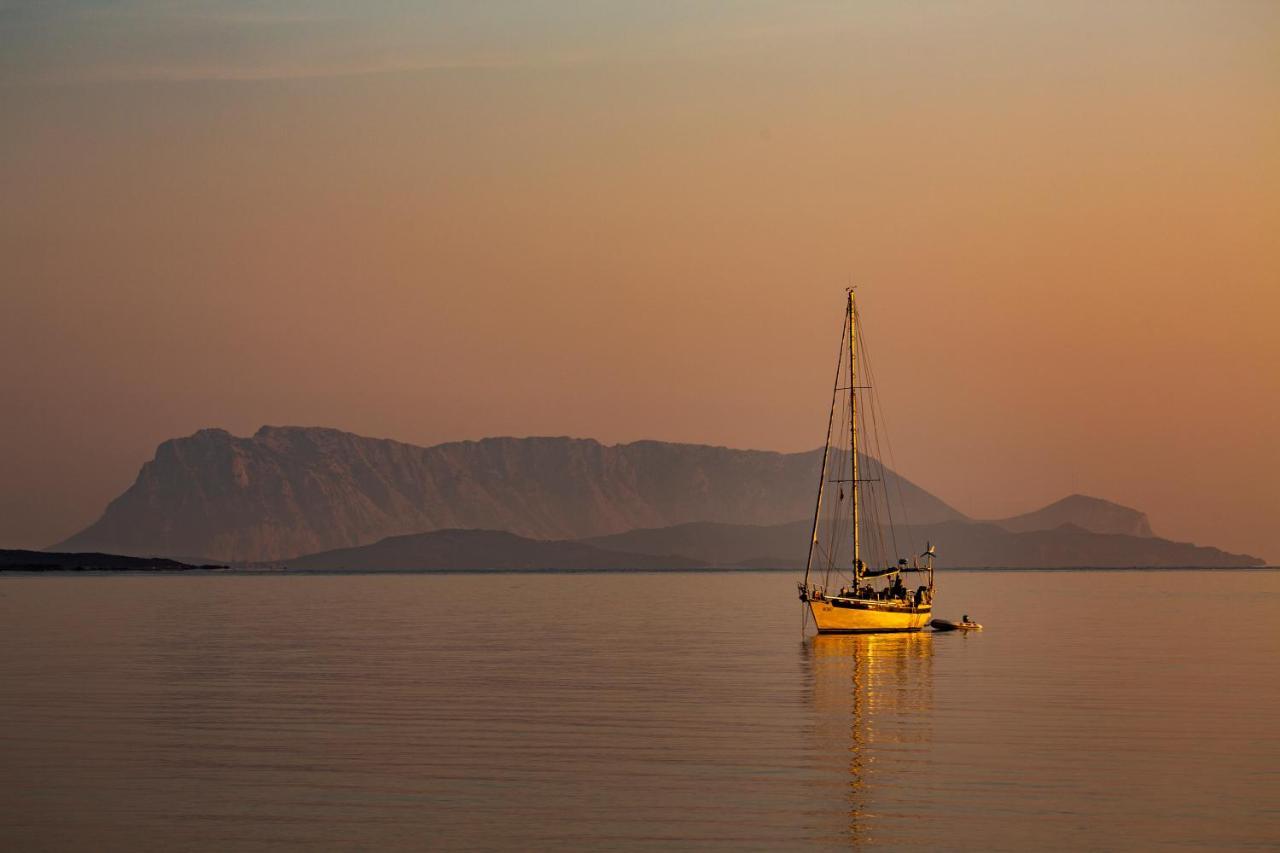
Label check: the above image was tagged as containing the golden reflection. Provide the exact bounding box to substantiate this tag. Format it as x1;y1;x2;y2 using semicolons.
802;632;934;847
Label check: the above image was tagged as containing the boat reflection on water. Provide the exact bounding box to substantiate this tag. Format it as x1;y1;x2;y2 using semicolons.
802;632;934;847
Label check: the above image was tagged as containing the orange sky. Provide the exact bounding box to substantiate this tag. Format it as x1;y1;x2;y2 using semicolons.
1;2;1277;560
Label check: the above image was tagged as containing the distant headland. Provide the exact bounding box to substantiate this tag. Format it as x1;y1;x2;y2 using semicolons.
0;550;224;572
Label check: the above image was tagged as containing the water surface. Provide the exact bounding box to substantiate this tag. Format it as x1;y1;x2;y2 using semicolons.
1;570;1276;850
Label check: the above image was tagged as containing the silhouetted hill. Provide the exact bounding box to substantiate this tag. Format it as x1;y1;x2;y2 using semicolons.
282;529;707;572
583;520;811;567
582;519;1263;569
914;521;1261;568
55;426;961;562
0;549;215;572
990;494;1154;537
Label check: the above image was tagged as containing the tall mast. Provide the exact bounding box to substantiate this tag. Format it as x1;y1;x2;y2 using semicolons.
848;289;860;581
803;316;846;589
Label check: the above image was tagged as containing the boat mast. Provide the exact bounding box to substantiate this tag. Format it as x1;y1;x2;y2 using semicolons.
848;289;860;583
803;314;846;590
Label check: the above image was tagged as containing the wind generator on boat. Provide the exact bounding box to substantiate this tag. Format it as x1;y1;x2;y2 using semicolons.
798;289;937;633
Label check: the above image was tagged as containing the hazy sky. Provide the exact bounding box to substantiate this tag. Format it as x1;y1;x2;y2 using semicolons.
2;1;1277;560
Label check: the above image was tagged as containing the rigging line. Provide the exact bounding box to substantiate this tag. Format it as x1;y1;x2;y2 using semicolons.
824;389;844;589
852;365;879;565
857;316;895;563
869;328;917;560
856;382;889;568
814;541;835;579
804;309;848;588
819;468;838;589
872;424;893;562
823;409;850;590
824;448;844;589
817;469;833;583
855;302;906;537
862;393;889;565
873;486;889;567
836;398;855;581
855;300;914;556
857;307;903;562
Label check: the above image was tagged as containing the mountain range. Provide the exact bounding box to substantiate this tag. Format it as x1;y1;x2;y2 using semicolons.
55;426;957;562
55;426;1263;568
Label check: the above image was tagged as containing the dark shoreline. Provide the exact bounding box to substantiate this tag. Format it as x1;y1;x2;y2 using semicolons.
0;549;226;573
2;565;1275;577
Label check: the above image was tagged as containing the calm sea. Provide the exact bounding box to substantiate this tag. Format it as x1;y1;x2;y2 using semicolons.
1;570;1277;851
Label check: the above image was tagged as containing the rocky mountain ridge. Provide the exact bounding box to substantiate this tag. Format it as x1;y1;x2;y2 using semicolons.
57;426;959;562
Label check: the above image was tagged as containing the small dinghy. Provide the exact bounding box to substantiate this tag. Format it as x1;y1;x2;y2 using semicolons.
931;616;982;632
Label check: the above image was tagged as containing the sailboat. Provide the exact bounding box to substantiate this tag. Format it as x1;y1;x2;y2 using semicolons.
798;289;936;633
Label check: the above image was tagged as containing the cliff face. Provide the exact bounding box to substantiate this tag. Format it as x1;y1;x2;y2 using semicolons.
55;426;962;562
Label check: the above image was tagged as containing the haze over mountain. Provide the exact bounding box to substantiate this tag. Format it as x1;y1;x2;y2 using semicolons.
56;426;960;562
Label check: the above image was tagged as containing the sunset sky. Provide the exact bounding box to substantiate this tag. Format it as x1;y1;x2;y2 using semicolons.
2;2;1277;560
